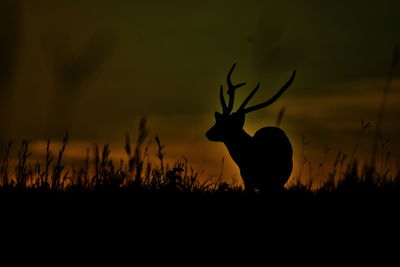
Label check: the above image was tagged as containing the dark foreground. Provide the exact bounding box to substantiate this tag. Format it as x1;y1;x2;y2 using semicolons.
1;133;399;222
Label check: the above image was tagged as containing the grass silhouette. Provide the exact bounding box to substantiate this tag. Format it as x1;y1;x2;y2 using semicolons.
0;119;243;194
0;117;399;196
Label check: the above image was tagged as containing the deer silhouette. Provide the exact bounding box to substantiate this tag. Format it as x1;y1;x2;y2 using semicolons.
206;64;296;192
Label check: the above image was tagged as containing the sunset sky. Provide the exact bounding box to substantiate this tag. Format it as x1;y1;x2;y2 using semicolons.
1;0;400;184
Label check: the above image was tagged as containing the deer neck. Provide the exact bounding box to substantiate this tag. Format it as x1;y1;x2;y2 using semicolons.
223;129;252;165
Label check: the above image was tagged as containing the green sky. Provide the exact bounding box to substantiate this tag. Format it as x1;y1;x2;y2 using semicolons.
1;0;400;179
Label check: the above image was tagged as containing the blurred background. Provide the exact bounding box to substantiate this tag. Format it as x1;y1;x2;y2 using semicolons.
1;0;400;183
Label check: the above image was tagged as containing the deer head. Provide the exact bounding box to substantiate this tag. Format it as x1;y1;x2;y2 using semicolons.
206;63;296;142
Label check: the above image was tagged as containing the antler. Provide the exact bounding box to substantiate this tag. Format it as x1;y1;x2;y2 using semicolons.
219;64;296;115
238;70;296;114
220;63;246;115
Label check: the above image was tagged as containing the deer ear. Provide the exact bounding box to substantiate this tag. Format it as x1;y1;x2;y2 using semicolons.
215;112;223;121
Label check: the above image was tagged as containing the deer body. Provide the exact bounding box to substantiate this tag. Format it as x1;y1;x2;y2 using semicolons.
206;64;296;192
224;127;292;191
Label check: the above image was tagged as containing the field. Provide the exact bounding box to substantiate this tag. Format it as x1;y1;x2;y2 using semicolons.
1;118;399;197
